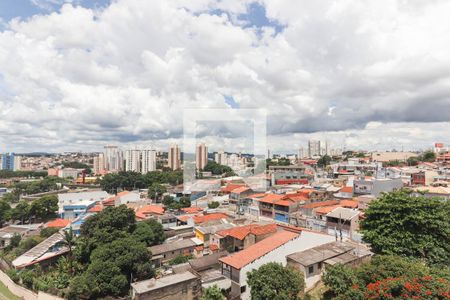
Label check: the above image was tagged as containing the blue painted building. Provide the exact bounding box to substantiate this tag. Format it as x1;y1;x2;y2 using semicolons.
1;153;15;170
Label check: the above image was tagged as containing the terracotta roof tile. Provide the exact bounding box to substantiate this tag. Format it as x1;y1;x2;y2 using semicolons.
302;200;339;209
209;244;219;251
178;213;229;224
87;204;104;213
135;205;165;219
339;199;358;208
46;218;71;228
258;194;285;204
340;186;353;193
221;184;245;193
181;207;203;214
219;231;299;269
315;205;342;215
231;186;250;194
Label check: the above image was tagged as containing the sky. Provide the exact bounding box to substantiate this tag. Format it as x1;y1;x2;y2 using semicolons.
1;0;450;153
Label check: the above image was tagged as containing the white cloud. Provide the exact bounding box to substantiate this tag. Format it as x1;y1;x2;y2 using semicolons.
1;0;450;153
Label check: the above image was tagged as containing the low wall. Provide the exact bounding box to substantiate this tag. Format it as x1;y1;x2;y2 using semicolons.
0;269;63;300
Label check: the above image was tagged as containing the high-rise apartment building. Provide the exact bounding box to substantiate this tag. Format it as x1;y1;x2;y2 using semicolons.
196;143;208;170
93;153;105;174
141;149;157;173
214;150;227;165
125;148;156;174
308;140;321;157
0;153;21;171
104;145;123;172
125;149;141;172
168;144;181;170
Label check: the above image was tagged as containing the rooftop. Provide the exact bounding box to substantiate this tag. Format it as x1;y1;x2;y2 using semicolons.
131;271;198;294
216;223;277;240
326;207;360;220
149;239;197;256
287;241;355;266
46;218;71;228
219;230;299;270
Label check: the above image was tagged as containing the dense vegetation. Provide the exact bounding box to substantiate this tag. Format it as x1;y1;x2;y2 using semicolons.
201;285;225;300
361;190;450;265
162;195;191;210
2;176;67;202
0;170;48;179
266;158;291;166
100;170;183;193
61;161;92;174
4;206;165;299
0;195;58;226
203;161;235;176
323;255;450;299
207;201;220;209
247;262;305;300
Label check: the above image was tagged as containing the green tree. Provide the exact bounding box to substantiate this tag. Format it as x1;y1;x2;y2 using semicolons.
30;195;58;221
317;155;332;167
11;201;31;224
40;227;60;238
208;201;220;209
132;219;165;246
1;192;19;203
0;200;11;227
361;190;450;265
169;254;192;265
201;285;225;300
179;196;191;208
247;262;305;300
323;264;363;299
203;161;234;175
63;227;75;274
148;183;167;200
421;150;436;162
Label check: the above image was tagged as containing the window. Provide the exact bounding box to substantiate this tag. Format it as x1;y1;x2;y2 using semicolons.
308;266;314;274
241;286;246;293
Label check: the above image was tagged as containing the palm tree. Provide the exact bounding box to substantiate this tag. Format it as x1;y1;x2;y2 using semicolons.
62;227;75;275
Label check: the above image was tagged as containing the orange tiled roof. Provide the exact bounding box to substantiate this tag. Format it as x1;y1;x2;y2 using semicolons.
221;184;245;193
193;213;228;224
217;223;277;240
195;246;204;251
258;194;285;204
302;200;339;209
179;213;229;224
117;191;131;196
340;186;353;193
246;193;267;199
135;205;165;219
181;207;203;214
315;205;341;215
283;193;309;202
209;244;219;251
339;199;358;208
102;196;116;206
273;200;293;207
231;186;250;194
249;223;277;236
219;231;299;269
87;204;104;213
46;218;71;228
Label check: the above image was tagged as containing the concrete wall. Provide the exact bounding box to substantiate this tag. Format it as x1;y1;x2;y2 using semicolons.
0;269;63;300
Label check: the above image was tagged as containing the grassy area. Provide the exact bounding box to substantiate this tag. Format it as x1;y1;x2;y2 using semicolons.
306;281;333;300
0;281;21;300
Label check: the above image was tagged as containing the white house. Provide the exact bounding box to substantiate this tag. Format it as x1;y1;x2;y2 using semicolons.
219;229;335;299
57;191;110;213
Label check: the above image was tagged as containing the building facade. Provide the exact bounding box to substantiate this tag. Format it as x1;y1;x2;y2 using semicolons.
168;144;181;170
196;143;208;170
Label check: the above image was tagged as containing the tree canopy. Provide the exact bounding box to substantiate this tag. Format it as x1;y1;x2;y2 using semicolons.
247;262;305;300
203;161;235;176
100;170;183;194
361;190;450;265
323;255;450;300
201;285;225;300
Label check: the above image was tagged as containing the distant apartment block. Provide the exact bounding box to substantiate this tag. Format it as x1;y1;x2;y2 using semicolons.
125;148;156;174
0;153;21;171
104;145;123;172
168;144;181;170
196;143;208;170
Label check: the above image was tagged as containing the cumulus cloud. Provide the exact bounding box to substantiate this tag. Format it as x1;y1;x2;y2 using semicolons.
1;0;450;152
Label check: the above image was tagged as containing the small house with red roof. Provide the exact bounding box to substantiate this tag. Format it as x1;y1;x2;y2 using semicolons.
46;218;71;229
212;223;278;252
229;186;253;204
